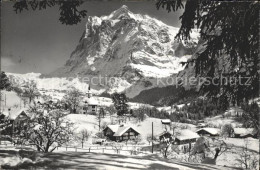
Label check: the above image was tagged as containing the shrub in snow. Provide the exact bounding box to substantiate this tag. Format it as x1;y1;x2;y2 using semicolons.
220;124;234;138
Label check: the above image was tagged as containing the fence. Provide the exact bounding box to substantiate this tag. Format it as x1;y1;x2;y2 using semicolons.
54;144;153;156
0;140;154;156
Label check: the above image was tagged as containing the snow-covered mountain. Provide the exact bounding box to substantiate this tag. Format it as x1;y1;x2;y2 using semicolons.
48;5;199;93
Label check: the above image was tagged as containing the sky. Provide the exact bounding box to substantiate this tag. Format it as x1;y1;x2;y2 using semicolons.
1;1;184;74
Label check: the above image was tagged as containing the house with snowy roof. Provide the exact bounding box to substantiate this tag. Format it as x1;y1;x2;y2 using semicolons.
103;124;140;141
158;129;200;153
233;128;257;138
224;107;244;117
80;97;99;115
174;129;200;145
196;128;220;137
161;119;171;125
175;129;200;153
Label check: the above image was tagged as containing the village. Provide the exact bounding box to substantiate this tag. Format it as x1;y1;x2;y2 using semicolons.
0;84;259;169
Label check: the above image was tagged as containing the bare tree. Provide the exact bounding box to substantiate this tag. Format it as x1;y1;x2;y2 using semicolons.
22;80;39;104
160;136;174;159
133;106;148;123
105;105;116;119
96;108;103;131
14;105;74;152
191;137;232;162
112;142;123;154
77;129;90;148
191;137;210;159
134;135;142;145
160;127;182;159
236;139;259;170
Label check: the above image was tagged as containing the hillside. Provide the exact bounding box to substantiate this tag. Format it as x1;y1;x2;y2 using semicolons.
131;86;198;106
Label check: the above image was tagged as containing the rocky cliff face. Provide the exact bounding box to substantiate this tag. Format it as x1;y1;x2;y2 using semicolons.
50;5;199;96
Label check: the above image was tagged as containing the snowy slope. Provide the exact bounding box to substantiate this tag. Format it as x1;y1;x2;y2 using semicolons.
7;72;104;94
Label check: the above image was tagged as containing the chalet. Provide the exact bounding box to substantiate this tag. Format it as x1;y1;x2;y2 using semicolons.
197;123;207;128
103;125;140;141
224;107;244;117
196;128;220;137
174;129;200;145
233;128;256;138
174;129;200;153
161;119;171;125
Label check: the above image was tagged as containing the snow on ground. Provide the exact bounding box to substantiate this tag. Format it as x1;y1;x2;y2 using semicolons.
204;115;243;128
216;142;259;169
223;137;259;152
65;114;102;133
0;90;21;109
0;150;233;170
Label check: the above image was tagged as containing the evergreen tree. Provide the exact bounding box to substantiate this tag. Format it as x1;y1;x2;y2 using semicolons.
112;93;128;116
0;112;13;138
13;0;87;25
157;0;259;105
0;71;12;91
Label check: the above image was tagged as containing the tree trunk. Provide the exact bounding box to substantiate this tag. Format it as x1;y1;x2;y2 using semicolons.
214;148;220;159
36;146;41;152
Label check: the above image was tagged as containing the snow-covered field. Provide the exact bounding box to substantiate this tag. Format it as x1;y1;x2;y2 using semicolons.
0;149;235;170
204;115;243;128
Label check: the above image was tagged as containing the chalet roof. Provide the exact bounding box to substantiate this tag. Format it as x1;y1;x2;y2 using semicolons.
176;129;200;141
196;128;220;135
234;128;255;136
5;108;28;120
104;124;140;137
113;126;132;136
106;125;120;133
161;119;171;124
158;131;173;137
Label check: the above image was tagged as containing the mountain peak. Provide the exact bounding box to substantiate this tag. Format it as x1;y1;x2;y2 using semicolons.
117;5;130;13
109;5;133;19
120;5;129;10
